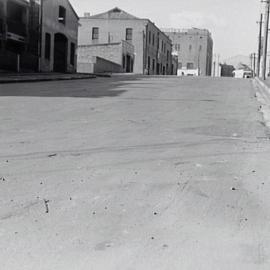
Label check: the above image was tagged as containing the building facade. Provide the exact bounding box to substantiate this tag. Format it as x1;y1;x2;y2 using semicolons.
78;7;174;75
0;0;79;73
0;0;40;71
41;0;79;72
220;64;234;77
171;54;178;75
164;28;213;76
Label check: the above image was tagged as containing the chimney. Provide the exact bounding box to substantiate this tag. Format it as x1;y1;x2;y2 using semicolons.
84;12;91;18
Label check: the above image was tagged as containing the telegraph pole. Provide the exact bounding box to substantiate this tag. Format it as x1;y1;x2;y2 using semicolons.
262;0;270;80
217;54;220;77
213;54;216;77
253;53;256;76
257;13;263;76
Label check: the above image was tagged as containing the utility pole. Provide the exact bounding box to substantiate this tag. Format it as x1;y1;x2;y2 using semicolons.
262;0;270;80
217;54;220;77
213;54;216;77
253;53;257;77
257;13;263;76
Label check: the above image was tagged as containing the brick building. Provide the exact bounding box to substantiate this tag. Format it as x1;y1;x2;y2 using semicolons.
0;0;79;73
41;0;79;72
164;28;213;76
78;7;174;75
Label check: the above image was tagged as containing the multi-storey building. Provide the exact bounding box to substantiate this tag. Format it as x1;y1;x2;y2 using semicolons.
41;0;79;72
0;0;39;71
164;28;213;76
78;7;174;75
0;0;79;73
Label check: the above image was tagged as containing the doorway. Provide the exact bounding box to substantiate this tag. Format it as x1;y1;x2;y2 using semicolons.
54;33;68;72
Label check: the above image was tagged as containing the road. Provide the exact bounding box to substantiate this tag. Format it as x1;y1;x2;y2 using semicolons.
1;76;270;270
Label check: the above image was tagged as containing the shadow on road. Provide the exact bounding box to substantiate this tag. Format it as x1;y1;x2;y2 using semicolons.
0;76;144;98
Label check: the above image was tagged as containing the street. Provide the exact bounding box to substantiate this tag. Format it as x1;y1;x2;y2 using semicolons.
1;76;270;270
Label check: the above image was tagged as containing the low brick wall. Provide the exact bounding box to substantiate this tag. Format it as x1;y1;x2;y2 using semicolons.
77;56;122;74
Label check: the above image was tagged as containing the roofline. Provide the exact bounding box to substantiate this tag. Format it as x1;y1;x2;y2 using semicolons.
162;28;212;37
33;0;79;20
145;19;172;43
67;0;79;20
79;9;171;43
80;16;146;21
81;7;140;20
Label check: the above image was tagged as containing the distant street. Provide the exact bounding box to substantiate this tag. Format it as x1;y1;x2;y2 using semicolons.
1;76;270;270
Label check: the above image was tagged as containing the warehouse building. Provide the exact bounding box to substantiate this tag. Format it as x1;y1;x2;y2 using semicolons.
78;7;175;75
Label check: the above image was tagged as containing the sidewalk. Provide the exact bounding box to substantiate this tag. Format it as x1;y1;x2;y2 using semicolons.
0;72;97;84
253;77;270;128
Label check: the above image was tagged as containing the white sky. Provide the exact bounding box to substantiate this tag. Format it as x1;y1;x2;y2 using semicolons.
70;0;263;60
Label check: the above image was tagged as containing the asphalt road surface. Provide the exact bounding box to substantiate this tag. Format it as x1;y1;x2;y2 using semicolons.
1;76;270;270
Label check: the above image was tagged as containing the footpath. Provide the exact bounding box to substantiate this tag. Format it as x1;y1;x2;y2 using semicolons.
253;77;270;128
0;72;97;84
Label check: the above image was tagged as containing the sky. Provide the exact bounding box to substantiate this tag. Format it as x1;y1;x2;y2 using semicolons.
70;0;263;61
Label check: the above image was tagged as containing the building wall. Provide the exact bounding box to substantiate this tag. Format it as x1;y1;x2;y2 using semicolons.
221;64;235;77
145;21;173;75
79;17;146;74
0;0;7;47
164;28;213;76
78;56;123;74
41;0;79;72
0;0;39;71
93;57;122;73
78;43;123;65
77;41;134;73
0;0;79;73
172;55;178;75
78;12;173;75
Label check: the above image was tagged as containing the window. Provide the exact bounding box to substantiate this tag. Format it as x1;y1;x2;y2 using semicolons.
152;59;155;72
70;42;75;65
187;62;194;69
167;50;169;61
152;33;155;46
189;45;192;51
199;45;202;51
92;27;99;40
58;6;66;24
148;31;151;44
45;33;51;60
126;28;133;41
148;56;151;70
